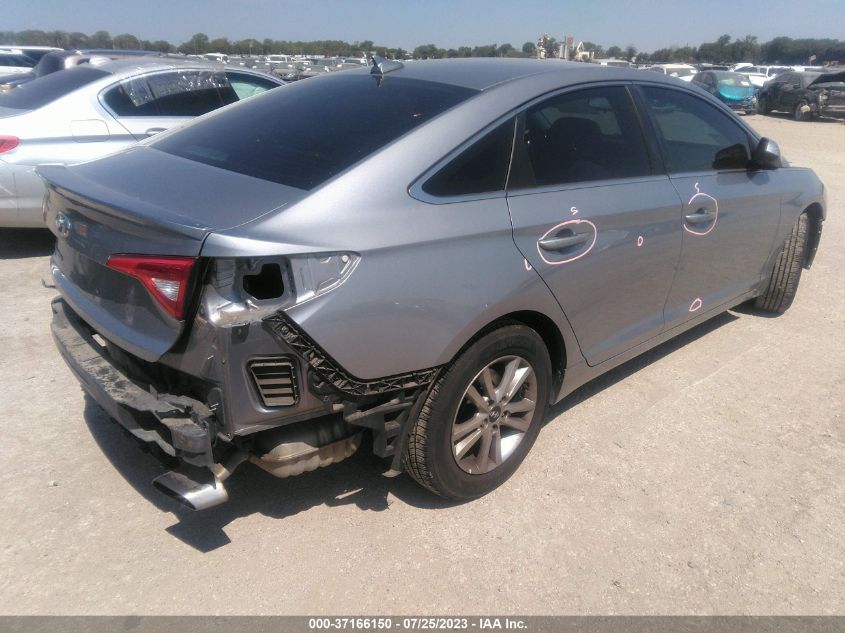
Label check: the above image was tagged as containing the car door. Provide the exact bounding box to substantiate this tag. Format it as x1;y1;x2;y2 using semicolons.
762;76;788;110
775;73;802;111
101;69;232;141
506;84;684;366
635;85;781;328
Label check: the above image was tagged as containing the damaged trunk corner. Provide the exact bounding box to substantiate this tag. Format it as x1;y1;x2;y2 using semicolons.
52;252;440;511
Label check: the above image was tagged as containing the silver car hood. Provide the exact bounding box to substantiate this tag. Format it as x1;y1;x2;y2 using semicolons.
37;145;306;240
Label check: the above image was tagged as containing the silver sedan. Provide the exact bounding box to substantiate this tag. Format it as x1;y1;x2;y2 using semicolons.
0;58;284;227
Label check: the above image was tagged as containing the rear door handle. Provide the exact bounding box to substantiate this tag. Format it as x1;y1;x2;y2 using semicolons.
685;209;717;224
538;233;591;251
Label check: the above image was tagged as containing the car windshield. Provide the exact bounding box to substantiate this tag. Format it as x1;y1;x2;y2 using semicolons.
715;73;753;87
0;66;109;110
153;73;478;191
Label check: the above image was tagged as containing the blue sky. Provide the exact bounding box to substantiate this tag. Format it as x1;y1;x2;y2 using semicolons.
7;0;845;51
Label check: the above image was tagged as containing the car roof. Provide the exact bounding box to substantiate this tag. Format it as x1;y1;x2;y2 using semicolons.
91;57;224;75
357;58;682;91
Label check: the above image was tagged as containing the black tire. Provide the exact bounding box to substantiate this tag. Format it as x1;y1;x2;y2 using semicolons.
794;100;810;121
754;213;809;314
404;324;551;500
757;96;771;114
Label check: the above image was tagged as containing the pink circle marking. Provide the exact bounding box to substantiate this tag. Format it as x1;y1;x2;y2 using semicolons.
536;218;598;266
685;182;719;237
689;297;703;312
637;235;644;247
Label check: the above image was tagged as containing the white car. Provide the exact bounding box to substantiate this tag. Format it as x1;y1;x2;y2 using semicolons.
736;65;794;88
0;59;284;227
647;64;697;82
0;50;37;76
3;46;62;62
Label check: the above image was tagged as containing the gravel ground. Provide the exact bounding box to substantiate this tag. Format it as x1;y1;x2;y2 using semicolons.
0;114;842;615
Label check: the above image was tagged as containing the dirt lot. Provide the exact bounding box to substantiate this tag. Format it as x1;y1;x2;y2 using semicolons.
0;114;842;615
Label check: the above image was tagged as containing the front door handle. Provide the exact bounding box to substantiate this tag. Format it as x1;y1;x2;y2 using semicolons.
538;233;591;251
145;127;167;136
685;209;717;224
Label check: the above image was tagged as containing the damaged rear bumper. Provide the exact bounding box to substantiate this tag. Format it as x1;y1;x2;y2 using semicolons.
51;297;236;509
51;297;426;510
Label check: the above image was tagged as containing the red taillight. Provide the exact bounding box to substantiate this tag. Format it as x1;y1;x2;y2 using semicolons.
106;255;197;319
0;136;19;154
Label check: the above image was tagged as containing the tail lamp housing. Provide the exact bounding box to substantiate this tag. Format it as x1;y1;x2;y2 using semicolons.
106;255;197;319
0;136;19;154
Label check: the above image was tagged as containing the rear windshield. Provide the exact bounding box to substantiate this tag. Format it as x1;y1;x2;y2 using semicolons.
152;73;478;190
0;66;109;110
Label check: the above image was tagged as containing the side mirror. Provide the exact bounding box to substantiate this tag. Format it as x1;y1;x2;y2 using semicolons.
751;137;782;170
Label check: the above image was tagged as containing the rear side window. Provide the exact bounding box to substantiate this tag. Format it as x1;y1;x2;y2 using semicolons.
103;70;235;117
421;119;515;197
226;71;281;100
0;66;109;110
510;85;652;189
640;86;751;173
153;74;477;191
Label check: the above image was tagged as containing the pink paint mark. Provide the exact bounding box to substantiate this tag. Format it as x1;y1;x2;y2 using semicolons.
689;297;703;312
685;182;719;237
536;218;598;266
524;259;533;271
637;235;644;248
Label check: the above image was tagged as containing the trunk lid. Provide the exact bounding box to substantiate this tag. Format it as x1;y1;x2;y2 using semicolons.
40;146;306;362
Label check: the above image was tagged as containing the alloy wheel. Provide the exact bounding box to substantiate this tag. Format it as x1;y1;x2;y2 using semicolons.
451;355;538;475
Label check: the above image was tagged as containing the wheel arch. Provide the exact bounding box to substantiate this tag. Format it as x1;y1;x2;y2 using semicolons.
446;310;568;403
803;202;824;268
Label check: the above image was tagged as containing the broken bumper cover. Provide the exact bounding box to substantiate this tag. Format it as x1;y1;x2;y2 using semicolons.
50;297;217;469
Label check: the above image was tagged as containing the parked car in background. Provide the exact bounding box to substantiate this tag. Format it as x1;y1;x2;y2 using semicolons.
0;51;37;76
692;70;757;114
647;64;696;81
41;59;824;511
735;65;794;88
3;46;62;61
0;49;186;91
758;69;845;120
0;59;284;227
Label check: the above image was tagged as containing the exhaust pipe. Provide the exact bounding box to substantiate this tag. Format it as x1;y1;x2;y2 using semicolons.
152;450;247;511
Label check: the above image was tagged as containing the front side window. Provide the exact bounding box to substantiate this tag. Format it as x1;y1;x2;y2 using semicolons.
421;119;515;197
510;85;652;189
640;86;751;173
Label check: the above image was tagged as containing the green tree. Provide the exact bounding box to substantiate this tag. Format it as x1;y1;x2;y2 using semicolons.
413;44;442;59
606;45;622;58
581;41;604;58
209;37;231;54
522;41;536;56
68;32;89;48
112;33;140;50
497;43;515;57
89;30;112;48
180;32;210;55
